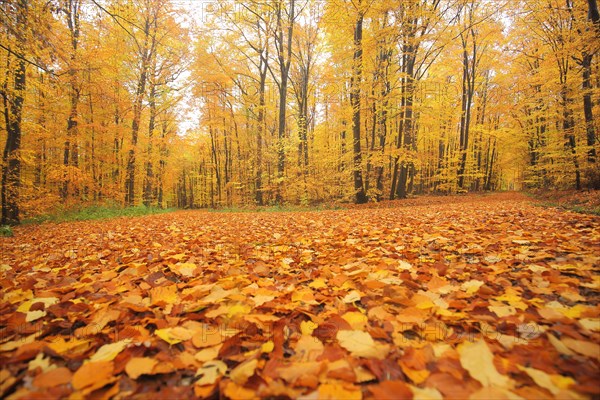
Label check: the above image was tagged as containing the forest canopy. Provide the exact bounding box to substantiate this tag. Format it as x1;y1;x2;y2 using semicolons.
1;0;599;225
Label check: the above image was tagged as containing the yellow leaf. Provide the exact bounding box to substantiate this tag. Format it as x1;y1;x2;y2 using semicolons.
409;386;443;400
195;360;227;386
309;278;327;289
17;297;58;313
551;374;576;390
155;327;192;345
547;334;575;356
495;289;528;311
88;339;131;363
46;337;92;357
230;358;258;385
5;289;32;304
150;285;178;306
25;310;46;322
300;320;318;336
342;311;368;331
460;280;484;295
195;344;223;363
488;305;517;318
28;353;51;372
336;330;388;359
561;337;600;359
579;318;600;332
518;365;563;395
227;303;252;318
292;289;319;305
342;290;362;303
458;339;510;387
261;341;274;353
171;262;197;277
252;293;276;307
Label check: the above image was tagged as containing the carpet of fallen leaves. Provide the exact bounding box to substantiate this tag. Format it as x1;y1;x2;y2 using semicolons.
1;192;599;399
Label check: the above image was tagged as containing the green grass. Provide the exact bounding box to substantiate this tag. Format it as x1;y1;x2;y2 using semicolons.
23;204;175;224
0;225;14;237
533;199;600;216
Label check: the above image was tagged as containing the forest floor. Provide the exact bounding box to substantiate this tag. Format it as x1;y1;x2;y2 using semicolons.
1;192;599;399
527;189;600;216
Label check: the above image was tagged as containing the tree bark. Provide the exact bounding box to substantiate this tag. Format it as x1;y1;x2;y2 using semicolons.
1;0;27;225
351;4;367;204
125;11;153;206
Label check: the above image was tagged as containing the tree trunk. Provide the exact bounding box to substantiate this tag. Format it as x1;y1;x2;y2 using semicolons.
457;30;476;190
1;0;27;225
584;0;599;187
125;14;153;206
351;6;367;204
274;0;295;204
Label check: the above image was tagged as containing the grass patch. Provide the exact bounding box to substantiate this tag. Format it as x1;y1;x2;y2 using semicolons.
23;204;175;224
0;225;14;237
537;201;600;216
527;190;600;216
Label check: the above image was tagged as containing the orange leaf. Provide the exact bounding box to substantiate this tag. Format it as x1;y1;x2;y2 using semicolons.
72;361;113;391
33;367;72;388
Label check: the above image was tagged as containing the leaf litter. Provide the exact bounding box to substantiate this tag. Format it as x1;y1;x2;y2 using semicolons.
1;193;599;399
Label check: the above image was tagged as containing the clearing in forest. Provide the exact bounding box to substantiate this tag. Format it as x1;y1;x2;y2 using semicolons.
1;193;599;399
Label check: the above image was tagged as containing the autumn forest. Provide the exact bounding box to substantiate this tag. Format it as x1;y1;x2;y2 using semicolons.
1;1;600;398
1;0;599;225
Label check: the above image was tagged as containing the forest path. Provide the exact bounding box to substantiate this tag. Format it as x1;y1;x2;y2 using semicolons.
1;193;599;398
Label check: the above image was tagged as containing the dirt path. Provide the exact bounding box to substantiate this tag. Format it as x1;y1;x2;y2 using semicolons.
1;193;599;399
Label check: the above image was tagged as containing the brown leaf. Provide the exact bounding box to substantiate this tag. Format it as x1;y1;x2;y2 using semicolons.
369;380;413;400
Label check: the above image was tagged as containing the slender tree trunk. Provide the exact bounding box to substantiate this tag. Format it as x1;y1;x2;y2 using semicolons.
2;52;26;225
143;74;157;206
61;1;81;200
1;0;27;225
351;6;367;204
256;61;267;205
562;88;581;190
457;31;475;190
584;0;599;187
274;0;295;204
125;15;152;206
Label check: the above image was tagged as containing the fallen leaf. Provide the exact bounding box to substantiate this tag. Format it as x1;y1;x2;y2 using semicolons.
561;337;600;359
342;290;362;303
33;367;72;388
72;361;113;391
369;380;413;399
196;360;227;386
337;330;389;359
155;327;193;345
458;339;510;387
518;365;569;395
230;358;258;385
88;339;131;363
318;382;362;400
278;361;323;384
125;357;159;379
